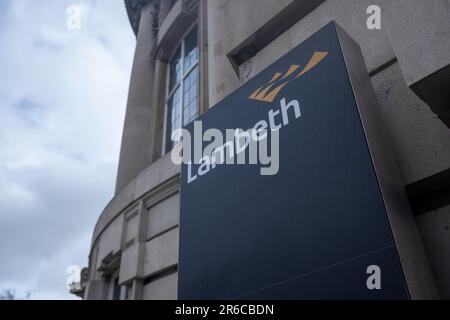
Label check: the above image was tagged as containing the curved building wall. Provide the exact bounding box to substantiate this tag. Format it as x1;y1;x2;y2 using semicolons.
80;0;450;300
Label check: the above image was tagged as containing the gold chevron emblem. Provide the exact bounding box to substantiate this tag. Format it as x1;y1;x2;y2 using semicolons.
249;51;329;103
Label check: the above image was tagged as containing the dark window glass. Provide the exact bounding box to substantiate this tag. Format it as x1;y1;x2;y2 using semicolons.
165;25;199;153
184;25;199;73
165;87;182;152
169;46;182;92
183;66;199;125
112;278;121;301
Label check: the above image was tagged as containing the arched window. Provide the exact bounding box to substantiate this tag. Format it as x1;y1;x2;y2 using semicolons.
164;24;199;153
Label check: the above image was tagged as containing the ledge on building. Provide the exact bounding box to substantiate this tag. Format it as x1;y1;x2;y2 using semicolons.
125;0;154;36
155;0;198;60
227;0;326;75
411;65;450;129
91;152;180;253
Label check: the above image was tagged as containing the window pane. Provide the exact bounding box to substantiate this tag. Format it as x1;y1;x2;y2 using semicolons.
183;25;198;73
169;46;181;92
165;87;182;152
165;24;200;153
183;66;199;125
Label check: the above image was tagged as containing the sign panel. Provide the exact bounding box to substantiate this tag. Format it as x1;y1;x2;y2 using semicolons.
178;22;409;299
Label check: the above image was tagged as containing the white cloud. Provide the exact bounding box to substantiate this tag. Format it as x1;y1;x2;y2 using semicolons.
0;0;134;299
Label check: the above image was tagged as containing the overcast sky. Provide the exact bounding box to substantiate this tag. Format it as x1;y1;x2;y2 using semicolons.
0;0;135;299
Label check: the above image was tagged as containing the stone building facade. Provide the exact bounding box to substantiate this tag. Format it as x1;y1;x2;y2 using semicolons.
76;0;450;299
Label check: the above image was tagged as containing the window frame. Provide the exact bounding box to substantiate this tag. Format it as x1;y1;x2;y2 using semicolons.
162;21;200;155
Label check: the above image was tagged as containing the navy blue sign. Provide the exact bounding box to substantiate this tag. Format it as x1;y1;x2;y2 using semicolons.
178;22;409;299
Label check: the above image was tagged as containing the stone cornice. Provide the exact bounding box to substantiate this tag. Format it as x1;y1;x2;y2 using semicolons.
125;0;156;36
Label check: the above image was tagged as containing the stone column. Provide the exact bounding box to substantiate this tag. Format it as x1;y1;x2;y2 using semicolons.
382;0;450;128
116;2;159;193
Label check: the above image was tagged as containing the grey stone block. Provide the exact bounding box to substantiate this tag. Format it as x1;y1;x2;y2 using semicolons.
416;205;450;299
371;62;450;184
143;272;178;300
143;228;179;277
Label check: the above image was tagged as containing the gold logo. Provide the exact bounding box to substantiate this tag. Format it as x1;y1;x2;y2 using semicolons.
249;51;329;103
